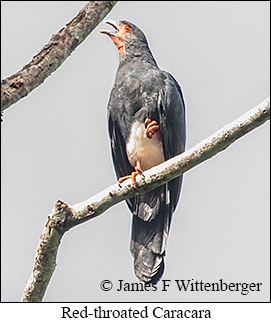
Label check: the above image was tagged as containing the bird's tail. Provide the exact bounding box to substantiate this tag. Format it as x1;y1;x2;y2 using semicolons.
130;184;172;284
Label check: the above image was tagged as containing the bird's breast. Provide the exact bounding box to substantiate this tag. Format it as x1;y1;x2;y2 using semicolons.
126;121;164;171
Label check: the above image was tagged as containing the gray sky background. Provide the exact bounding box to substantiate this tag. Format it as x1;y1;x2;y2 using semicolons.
1;1;270;302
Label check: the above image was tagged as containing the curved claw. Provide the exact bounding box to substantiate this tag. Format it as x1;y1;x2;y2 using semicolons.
118;161;144;185
144;118;160;139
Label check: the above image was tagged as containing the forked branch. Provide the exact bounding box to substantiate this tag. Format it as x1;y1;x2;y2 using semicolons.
21;97;270;302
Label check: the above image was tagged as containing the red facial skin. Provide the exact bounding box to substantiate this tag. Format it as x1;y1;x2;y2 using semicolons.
108;23;132;56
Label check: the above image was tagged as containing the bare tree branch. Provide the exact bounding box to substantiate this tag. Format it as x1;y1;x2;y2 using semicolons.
1;1;118;112
21;97;270;302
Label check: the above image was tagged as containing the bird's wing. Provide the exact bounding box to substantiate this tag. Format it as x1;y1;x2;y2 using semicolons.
108;113;133;179
130;72;186;283
157;72;186;213
108;112;136;212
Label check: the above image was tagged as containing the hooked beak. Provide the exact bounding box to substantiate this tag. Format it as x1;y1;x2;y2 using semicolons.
99;19;119;36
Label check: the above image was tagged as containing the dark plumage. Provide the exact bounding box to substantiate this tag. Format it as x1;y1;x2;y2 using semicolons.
101;20;186;283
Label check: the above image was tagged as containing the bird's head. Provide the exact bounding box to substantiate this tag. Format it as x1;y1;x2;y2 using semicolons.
100;20;150;58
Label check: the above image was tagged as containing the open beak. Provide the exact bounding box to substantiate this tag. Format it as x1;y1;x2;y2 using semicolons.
99;19;119;36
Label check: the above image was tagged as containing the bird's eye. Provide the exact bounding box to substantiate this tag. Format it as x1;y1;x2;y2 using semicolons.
125;25;131;31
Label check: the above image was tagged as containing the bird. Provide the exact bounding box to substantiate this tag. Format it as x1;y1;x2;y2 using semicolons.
100;20;186;284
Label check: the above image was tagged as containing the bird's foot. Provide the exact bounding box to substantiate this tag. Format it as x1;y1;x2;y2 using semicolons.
145;118;160;139
118;161;144;186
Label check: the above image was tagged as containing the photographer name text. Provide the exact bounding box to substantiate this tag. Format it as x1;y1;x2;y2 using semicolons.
100;279;262;295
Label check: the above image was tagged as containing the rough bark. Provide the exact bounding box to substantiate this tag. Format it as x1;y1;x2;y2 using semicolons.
21;97;270;302
1;1;118;112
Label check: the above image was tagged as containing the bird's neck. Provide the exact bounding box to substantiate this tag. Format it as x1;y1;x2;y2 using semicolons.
118;43;158;67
